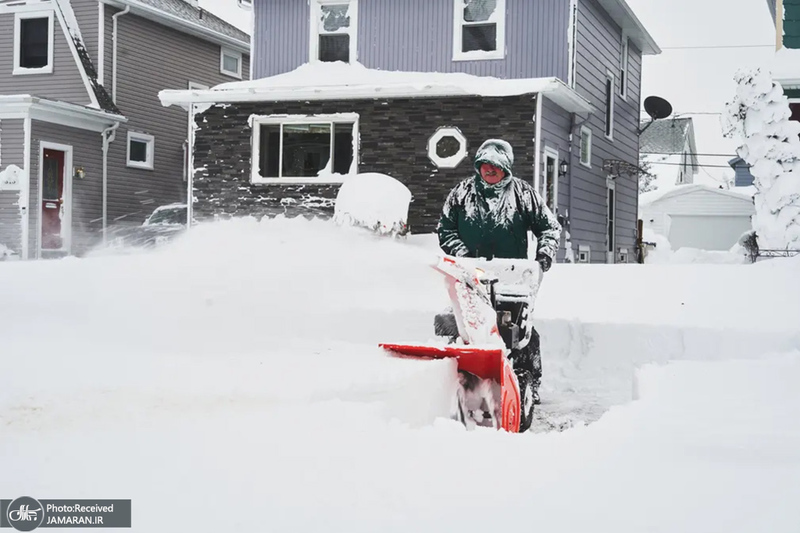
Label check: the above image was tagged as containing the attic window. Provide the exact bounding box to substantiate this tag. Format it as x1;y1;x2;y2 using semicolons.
251;114;359;183
14;11;54;75
453;0;506;61
220;48;242;79
311;0;358;63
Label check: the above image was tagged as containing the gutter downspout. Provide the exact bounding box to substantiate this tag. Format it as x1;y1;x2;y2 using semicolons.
533;94;543;192
112;5;130;103
102;122;120;245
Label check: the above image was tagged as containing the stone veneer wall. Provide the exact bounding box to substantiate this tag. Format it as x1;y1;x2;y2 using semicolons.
193;94;538;233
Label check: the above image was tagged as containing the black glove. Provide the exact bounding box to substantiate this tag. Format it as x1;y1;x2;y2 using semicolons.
536;253;552;273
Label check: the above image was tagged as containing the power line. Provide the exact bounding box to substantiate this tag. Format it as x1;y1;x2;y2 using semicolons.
647;161;734;169
643;152;736;157
660;44;774;50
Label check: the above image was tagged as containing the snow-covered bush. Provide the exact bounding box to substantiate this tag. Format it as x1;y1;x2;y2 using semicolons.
0;242;19;261
723;68;800;251
333;173;412;237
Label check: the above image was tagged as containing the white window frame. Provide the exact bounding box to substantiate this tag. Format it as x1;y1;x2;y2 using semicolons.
542;146;559;213
427;127;468;168
13;10;55;75
605;70;615;140
606;177;616;264
220;48;242;79
619;35;629;100
579;126;592;168
250;113;359;184
309;0;359;63
127;131;155;170
453;0;506;61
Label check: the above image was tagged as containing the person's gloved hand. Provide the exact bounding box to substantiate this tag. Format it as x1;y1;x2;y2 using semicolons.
536;253;552;273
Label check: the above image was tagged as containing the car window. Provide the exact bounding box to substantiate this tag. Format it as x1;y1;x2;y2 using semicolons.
146;207;187;225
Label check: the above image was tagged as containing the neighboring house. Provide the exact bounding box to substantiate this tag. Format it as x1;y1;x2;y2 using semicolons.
161;0;660;264
639;117;699;190
767;0;800;120
0;0;250;260
728;157;756;188
640;184;755;251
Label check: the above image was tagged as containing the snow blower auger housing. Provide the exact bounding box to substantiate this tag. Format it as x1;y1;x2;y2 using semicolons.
380;256;543;433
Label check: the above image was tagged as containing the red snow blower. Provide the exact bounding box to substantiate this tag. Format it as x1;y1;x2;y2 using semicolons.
380;255;543;433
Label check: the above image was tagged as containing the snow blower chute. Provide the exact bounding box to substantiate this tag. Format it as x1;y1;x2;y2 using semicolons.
380;256;543;433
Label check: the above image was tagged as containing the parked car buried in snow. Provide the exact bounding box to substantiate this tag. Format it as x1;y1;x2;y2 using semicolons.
105;204;188;250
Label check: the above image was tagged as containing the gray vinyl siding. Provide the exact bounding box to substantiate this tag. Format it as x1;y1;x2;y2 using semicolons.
0;10;92;106
28;120;104;255
540;97;572;217
72;0;100;68
105;7;250;224
570;0;641;262
0;119;25;255
254;0;568;79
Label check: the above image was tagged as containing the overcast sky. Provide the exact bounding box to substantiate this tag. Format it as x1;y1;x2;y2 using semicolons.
626;0;777;185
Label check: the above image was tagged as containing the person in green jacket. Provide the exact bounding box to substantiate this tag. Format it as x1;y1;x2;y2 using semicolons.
437;138;562;406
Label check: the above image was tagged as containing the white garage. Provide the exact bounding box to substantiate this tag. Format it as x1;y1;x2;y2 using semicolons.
640;185;755;251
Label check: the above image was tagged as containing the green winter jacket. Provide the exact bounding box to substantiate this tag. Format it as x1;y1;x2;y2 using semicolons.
437;139;562;261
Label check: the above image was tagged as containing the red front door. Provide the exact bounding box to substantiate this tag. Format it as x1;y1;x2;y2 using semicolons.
41;149;65;250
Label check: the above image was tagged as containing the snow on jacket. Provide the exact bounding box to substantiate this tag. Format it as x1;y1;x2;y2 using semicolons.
437;139;562;261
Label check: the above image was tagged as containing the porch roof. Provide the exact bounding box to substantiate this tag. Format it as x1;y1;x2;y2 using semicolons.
0;95;126;132
159;62;595;115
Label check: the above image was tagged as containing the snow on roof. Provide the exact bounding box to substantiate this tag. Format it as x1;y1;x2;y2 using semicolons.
640;183;755;207
159;61;594;114
770;47;800;88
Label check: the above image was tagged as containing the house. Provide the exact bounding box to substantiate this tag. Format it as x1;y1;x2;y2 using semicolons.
767;0;800;119
639;117;699;190
0;0;250;260
640;184;754;251
728;157;756;188
160;0;660;264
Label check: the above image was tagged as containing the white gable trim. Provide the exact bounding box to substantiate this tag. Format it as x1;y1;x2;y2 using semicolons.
52;0;101;109
0;96;125;132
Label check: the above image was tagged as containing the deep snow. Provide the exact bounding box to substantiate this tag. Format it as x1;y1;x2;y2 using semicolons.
2;217;799;532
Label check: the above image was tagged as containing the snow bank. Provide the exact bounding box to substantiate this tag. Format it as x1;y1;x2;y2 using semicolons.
2;218;800;532
333;173;411;236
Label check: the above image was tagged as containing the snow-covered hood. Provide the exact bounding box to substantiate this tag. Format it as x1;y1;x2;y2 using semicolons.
473;139;515;192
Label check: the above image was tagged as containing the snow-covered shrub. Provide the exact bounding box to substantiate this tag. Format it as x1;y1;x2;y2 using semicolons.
723;68;800;251
333;173;412;237
738;230;759;263
0;242;19;261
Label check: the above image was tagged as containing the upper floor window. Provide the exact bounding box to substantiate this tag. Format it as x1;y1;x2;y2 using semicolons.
619;36;629;99
605;70;615;140
310;0;358;63
453;0;506;61
127;131;155;170
14;11;54;75
220;48;242;79
580;126;592;167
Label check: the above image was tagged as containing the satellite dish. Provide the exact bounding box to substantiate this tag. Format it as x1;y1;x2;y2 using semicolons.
644;96;673;120
639;95;673;135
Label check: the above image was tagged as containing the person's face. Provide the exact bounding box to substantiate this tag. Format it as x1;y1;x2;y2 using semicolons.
480;163;505;184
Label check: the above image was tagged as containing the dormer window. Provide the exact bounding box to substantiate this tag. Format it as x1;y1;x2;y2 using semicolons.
13;11;54;75
453;0;506;61
310;0;358;63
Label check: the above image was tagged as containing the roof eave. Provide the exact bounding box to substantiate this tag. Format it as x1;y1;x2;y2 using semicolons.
596;0;661;55
0;95;126;131
101;0;249;54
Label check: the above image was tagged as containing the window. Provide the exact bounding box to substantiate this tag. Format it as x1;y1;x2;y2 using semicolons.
453;0;506;61
542;148;559;212
579;126;592;167
251;114;358;183
427;127;468;168
790;101;800;123
127;131;155;170
619;36;629;99
220;48;242;78
310;0;358;63
605;70;615;139
607;179;616;263
13;11;54;75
